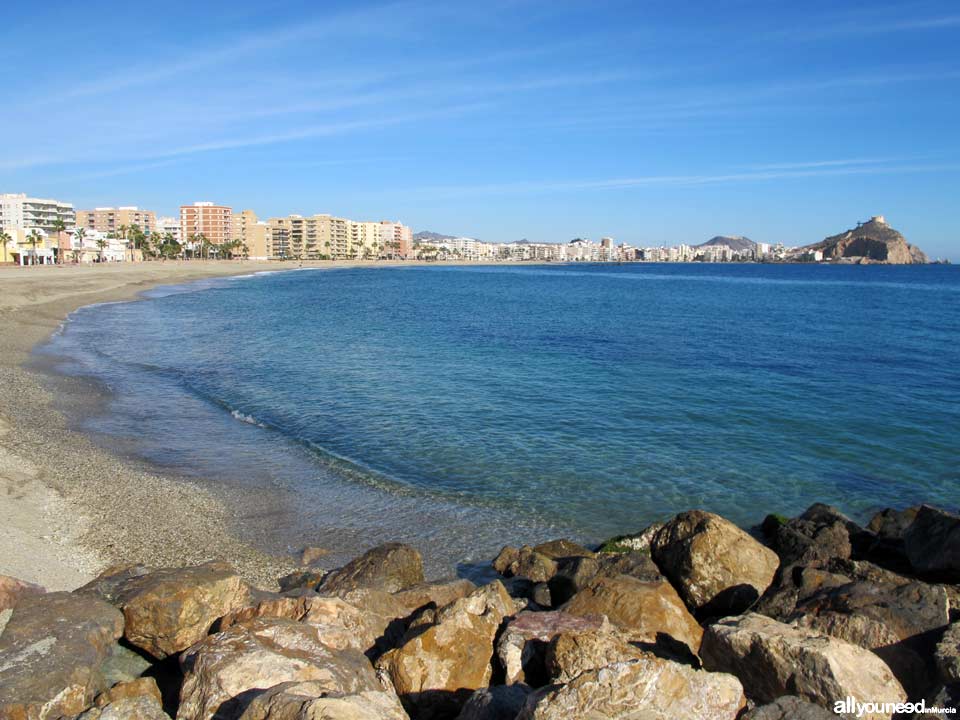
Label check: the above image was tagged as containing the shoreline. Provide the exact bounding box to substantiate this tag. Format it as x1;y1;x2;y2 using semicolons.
0;259;504;590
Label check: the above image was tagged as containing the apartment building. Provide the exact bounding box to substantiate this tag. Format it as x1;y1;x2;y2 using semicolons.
76;206;156;235
232;209;271;259
0;192;76;263
349;220;382;258
155;216;181;242
180;201;232;246
379;221;413;259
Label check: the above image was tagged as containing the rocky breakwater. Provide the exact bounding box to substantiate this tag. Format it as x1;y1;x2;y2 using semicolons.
1;506;958;719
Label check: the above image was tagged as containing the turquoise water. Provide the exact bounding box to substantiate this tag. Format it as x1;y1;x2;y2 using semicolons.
40;263;960;571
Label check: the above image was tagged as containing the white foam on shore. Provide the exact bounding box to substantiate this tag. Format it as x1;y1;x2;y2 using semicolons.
230;409;267;428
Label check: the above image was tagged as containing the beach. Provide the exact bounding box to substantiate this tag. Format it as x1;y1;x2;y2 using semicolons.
0;259;446;590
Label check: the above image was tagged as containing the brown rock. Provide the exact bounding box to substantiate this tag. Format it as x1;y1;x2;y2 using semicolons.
532;539;594;560
277;569;327;593
788;579;949;695
651;510;779;616
375;581;515;719
237;680;409;719
93;561;251;660
178;618;379;720
868;507;920;541
94;677;163;708
701;613;906;719
0;591;124;719
303;588;410;657
392;579;476;615
319;543;424;594
562;573;703;656
78;695;171;719
216;589;318;631
545;628;649;683
495;611;609;685
517;657;746;720
492;546;520;576
298;546;331;566
0;574;44;611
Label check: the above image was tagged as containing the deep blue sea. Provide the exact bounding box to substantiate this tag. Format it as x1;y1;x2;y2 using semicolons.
39;263;960;573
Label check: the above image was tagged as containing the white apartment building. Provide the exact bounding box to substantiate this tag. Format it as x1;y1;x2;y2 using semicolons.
0;193;76;263
154;216;182;242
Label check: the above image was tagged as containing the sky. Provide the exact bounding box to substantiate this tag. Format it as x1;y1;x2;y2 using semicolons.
3;0;959;259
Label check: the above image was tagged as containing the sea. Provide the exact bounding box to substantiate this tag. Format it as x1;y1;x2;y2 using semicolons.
37;263;960;575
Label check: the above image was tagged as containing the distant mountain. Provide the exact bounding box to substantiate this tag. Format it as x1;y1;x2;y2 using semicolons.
803;216;928;264
696;235;756;252
414;231;457;242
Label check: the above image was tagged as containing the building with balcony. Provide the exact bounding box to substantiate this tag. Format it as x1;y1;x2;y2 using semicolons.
0;193;76;263
76;206;156;236
232;210;271;259
180;201;232;248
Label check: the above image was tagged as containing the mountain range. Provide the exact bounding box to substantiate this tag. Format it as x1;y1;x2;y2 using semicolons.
695;235;756;252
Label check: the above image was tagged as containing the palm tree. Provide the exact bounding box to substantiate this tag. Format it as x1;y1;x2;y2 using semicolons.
73;228;87;263
27;230;43;265
51;218;66;263
0;230;11;264
96;238;107;262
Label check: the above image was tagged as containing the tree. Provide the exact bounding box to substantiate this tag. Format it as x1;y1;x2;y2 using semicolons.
51;218;67;263
73;228;87;263
96;238;107;262
27;229;42;264
0;230;11;264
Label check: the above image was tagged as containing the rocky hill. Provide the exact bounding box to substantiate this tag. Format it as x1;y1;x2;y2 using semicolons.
696;235;756;252
805;216;928;264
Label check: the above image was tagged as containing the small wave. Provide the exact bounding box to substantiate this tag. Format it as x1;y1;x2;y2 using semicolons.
231;409;267;428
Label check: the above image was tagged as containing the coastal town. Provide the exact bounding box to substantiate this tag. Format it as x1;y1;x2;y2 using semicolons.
0;192;931;266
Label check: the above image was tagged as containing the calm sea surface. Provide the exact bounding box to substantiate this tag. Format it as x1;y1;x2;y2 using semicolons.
39;263;960;573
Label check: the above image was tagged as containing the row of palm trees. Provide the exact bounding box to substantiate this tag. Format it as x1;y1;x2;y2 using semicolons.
1;222;251;265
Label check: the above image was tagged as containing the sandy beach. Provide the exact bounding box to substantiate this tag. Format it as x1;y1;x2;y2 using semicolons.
0;259;451;590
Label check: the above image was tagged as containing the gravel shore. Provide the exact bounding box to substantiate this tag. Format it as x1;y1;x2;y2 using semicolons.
0;259;439;589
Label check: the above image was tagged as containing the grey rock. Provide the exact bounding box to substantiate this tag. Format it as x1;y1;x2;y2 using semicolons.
457;684;532;720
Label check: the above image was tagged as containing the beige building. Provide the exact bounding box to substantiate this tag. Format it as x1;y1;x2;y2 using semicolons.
76;206;156;236
350;220;382;259
232;209;271;259
379;221;413;258
180;201;232;246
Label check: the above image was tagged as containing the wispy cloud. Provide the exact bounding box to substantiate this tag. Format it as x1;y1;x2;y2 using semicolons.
408;160;960;196
789;12;960;40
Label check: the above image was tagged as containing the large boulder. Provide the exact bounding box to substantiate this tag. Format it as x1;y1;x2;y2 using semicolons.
0;591;124;719
936;622;960;684
651;510;779;616
701;613;906;719
392;579;476;615
375;582;515;719
495;611;609;686
319;543;424;594
545;628;650;683
742;695;837;720
177;618;379;720
562;573;703;656
216;589;318;631
531;539;594;560
0;574;44;611
237;680;409;719
597;522;664;554
517;657;745;720
787;579;949;695
491;546;557;583
301;588;410;658
81;561;250;659
905;506;960;579
868;507;920;541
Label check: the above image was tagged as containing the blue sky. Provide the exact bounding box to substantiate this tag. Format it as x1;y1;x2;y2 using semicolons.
3;0;959;258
